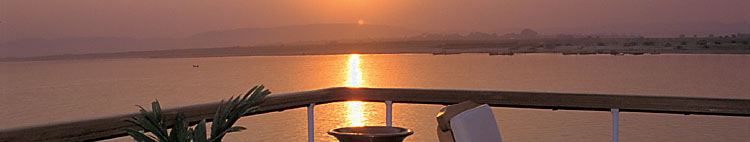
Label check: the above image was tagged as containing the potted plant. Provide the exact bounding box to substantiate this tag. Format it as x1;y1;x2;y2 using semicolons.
124;85;270;142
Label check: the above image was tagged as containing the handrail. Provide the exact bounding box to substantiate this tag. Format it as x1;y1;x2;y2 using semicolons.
1;87;748;141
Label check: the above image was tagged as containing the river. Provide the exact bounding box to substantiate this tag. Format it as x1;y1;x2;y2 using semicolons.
1;53;748;141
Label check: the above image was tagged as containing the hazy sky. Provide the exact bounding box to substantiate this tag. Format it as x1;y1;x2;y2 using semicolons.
1;0;748;42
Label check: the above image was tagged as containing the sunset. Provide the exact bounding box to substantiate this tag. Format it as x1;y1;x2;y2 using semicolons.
1;0;749;142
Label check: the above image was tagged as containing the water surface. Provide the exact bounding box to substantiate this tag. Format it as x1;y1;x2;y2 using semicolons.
1;54;748;141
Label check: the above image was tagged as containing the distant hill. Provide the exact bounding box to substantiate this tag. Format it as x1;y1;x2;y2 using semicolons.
0;37;181;58
185;23;419;48
0;23;420;58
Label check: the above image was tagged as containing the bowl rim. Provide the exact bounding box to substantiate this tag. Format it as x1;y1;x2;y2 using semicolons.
327;126;414;137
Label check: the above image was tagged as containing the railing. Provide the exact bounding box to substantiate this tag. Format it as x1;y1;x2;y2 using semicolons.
1;87;749;142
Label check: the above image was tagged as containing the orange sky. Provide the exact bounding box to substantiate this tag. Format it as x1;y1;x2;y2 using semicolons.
1;0;748;41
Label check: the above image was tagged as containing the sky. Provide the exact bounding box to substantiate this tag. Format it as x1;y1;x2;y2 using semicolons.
1;0;749;42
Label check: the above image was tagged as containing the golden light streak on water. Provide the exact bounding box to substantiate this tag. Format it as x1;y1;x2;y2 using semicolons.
342;54;368;127
344;101;367;127
344;54;364;88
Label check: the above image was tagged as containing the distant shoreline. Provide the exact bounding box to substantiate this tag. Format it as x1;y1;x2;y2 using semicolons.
2;38;748;62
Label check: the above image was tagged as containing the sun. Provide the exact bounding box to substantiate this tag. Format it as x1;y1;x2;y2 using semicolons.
357;19;364;25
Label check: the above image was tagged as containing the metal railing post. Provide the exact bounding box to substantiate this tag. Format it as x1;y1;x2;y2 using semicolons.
308;103;315;142
385;101;393;126
611;108;619;142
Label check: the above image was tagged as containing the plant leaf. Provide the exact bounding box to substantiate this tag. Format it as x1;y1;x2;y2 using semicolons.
125;128;156;142
126;85;270;142
129;103;168;141
210;100;224;138
125;116;167;141
168;112;190;142
208;126;246;142
193;119;208;142
152;100;163;127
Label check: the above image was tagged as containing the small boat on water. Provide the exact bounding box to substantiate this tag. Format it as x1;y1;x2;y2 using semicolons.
193;65;200;68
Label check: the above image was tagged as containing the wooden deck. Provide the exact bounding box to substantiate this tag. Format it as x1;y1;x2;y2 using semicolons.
1;87;749;141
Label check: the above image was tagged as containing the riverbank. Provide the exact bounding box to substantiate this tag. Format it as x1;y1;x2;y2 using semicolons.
2;38;748;62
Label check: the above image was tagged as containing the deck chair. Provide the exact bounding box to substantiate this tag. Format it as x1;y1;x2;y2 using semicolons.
437;101;502;142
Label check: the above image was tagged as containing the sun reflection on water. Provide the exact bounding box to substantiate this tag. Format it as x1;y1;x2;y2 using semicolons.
342;54;369;127
344;101;367;127
344;54;364;88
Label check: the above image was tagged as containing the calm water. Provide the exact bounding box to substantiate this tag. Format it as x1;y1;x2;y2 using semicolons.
1;54;749;141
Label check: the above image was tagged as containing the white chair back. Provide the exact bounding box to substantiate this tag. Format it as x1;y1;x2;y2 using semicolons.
449;104;502;142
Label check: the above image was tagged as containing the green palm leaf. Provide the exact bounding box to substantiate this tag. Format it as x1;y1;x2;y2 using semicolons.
125;128;157;142
208;85;270;141
124;85;269;142
193;120;208;142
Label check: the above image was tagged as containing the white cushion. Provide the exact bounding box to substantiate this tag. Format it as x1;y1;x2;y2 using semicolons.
449;104;502;142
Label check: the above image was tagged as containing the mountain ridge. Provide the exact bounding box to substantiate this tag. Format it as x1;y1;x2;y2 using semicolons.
0;23;420;58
